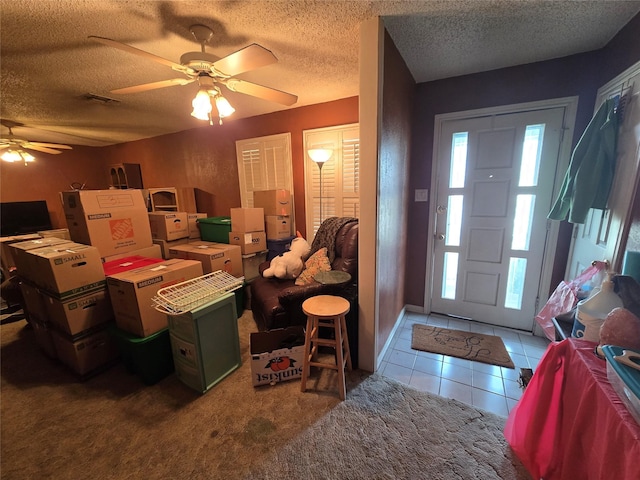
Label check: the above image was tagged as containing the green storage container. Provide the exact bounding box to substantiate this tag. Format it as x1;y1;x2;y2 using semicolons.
234;283;246;318
109;326;174;385
197;216;232;243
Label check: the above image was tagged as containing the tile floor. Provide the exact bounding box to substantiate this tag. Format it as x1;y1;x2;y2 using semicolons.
379;311;551;418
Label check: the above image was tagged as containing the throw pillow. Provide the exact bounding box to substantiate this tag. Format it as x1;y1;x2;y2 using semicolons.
295;247;331;285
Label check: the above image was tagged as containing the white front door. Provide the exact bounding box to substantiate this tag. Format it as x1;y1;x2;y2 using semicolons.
430;107;566;330
566;61;640;279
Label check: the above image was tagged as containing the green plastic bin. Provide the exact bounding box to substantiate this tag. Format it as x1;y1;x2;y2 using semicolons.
197;216;232;243
109;326;174;385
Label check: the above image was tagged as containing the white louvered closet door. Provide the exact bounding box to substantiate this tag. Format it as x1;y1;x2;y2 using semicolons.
303;124;360;239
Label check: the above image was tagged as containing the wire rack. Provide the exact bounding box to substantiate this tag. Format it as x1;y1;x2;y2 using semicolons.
152;271;244;314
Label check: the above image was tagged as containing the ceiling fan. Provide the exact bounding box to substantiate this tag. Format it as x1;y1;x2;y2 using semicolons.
89;25;298;124
0;120;73;165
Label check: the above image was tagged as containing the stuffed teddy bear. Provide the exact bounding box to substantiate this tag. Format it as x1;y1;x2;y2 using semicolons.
262;235;311;280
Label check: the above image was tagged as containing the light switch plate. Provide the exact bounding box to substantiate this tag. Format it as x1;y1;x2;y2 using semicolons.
414;189;429;202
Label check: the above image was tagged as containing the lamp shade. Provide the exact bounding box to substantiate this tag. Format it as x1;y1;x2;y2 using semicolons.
308;148;333;163
191;89;212;121
215;95;235;118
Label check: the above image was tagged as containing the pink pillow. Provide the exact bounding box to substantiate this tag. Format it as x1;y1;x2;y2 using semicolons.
295;248;331;285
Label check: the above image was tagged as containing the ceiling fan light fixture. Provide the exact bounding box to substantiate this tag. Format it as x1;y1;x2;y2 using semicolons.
215;95;235;119
191;88;212;121
1;148;35;165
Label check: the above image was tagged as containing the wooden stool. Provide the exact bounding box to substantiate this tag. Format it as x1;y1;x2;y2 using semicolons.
300;295;352;400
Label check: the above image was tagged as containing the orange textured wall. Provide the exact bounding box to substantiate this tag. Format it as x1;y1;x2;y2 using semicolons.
100;97;359;238
0;145;108;230
1;97;358;239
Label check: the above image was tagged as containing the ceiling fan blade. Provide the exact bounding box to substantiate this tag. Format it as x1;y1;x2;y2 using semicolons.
111;78;195;95
0;144;10;150
25;142;72;150
223;79;298;106
212;44;277;77
89;36;188;72
23;145;64;154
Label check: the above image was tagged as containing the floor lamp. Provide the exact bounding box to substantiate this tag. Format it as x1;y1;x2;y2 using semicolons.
308;148;333;225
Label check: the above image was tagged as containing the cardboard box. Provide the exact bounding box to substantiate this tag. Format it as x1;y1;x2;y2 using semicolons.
228;231;267;255
250;326;305;386
148;212;189;241
31;318;58;359
8;237;73;275
187;213;207;239
106;259;203;337
1;233;41;274
152;238;189;259
265;215;292;239
230;208;265;233
42;287;113;336
61;189;153;258
50;325;119;376
168;241;243;278
253;189;291;216
37;228;71;240
22;243;106;299
102;243;163;263
19;280;48;322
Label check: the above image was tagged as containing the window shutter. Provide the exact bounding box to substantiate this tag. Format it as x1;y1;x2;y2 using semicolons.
236;133;293;208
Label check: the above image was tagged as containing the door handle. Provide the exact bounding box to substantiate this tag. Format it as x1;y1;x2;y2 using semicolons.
436;233;445;240
436;205;447;215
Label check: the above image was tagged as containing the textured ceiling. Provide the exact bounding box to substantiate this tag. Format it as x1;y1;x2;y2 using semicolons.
1;0;639;147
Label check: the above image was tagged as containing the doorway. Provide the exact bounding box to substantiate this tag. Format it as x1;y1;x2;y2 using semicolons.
428;100;576;331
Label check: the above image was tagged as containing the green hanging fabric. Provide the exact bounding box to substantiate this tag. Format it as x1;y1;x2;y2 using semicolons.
548;98;619;224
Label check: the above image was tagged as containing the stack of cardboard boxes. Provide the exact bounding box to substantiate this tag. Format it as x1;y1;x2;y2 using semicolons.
228;207;268;281
253;190;295;261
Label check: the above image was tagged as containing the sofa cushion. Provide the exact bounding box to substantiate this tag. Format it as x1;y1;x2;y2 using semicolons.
295;247;331;285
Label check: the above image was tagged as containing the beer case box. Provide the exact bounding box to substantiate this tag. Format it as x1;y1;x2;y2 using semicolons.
106;259;203;338
187;213;207;239
61;189;153;258
265;215;292;239
253;189;291;216
23;243;106;300
50;324;119;376
42;287;113;336
153;238;190;259
250;326;305;387
0;233;41;273
102;243;163;263
230;208;265;233
197;216;232;244
148;212;189;241
103;255;165;277
228;231;267;255
168;241;243;278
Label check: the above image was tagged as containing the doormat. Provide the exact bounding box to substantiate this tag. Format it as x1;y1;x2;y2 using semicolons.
411;324;515;369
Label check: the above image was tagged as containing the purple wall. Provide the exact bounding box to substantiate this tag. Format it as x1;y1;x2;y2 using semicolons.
405;12;640;308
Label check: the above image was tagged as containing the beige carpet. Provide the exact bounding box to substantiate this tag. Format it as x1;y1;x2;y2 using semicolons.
1;311;529;479
412;324;515;369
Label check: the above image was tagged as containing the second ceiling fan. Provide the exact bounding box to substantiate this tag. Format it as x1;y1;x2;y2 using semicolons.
90;25;298;124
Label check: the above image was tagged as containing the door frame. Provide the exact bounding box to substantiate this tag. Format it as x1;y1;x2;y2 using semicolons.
425;97;579;331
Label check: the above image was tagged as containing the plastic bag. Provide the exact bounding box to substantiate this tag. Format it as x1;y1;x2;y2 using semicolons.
534;261;607;341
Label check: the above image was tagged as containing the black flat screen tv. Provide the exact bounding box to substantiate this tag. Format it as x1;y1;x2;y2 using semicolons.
1;201;53;236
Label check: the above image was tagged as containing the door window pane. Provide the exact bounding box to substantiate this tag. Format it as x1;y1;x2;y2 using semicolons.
450;132;468;188
505;257;527;310
512;195;535;251
442;252;459;299
518;124;544;187
446;195;463;246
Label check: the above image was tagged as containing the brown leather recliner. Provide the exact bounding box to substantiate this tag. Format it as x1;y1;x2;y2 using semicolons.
250;218;358;333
